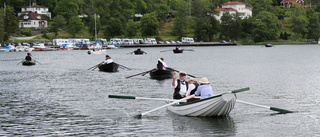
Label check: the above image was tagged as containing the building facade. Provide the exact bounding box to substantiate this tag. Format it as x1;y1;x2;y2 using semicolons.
280;0;304;8
19;12;48;28
214;1;252;21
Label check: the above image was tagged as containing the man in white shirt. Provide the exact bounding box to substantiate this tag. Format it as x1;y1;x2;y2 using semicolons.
103;55;113;64
172;71;188;99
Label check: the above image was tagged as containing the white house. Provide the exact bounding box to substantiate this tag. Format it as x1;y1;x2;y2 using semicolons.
18;3;51;19
19;12;48;28
214;1;252;21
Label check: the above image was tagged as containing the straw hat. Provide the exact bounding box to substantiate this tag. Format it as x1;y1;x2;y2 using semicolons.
189;77;197;82
179;71;187;76
199;77;210;84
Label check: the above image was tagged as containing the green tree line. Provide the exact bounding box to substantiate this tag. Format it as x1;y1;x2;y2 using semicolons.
1;0;320;43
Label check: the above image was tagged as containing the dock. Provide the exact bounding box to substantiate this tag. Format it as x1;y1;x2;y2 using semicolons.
106;42;237;48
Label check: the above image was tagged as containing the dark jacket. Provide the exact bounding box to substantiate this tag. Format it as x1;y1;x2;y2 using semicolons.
173;79;188;99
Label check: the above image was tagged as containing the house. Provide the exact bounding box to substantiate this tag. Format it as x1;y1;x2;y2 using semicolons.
280;0;304;8
214;1;252;21
19;12;48;28
18;3;51;19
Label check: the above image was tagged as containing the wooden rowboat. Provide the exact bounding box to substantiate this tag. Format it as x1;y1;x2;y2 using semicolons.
22;60;36;66
133;50;146;55
173;49;183;53
167;93;236;117
98;62;119;72
149;69;173;80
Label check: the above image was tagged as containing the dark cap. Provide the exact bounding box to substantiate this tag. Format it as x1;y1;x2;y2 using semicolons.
106;55;110;57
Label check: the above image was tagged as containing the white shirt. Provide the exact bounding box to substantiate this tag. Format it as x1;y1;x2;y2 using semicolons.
158;59;168;70
173;80;187;97
103;59;113;64
186;84;196;96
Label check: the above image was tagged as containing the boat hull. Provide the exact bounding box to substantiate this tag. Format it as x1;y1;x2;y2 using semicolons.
149;69;173;80
98;62;119;72
22;61;36;66
167;93;236;117
173;49;183;53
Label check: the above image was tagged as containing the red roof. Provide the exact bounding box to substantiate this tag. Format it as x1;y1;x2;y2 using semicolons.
281;0;298;3
19;12;48;20
222;1;245;5
215;7;236;11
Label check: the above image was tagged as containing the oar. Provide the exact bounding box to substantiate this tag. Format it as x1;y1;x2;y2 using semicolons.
160;49;172;52
127;52;134;55
236;100;293;114
125;69;156;78
17;60;24;65
184;49;195;51
34;60;42;65
166;67;197;78
87;62;103;70
108;87;250;102
109;95;174;101
116;63;131;70
134;94;196;118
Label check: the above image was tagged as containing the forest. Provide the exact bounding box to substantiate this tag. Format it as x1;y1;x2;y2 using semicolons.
1;0;320;44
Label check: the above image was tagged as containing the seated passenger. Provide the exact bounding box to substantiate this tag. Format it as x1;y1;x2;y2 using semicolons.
157;57;168;70
194;77;213;100
103;55;113;64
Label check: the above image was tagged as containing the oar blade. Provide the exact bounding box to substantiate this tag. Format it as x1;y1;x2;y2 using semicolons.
134;114;142;119
231;87;250;93
270;107;294;114
108;95;136;99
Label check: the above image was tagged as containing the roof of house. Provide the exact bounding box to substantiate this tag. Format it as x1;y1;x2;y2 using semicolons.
215;7;236;11
21;5;48;8
222;1;246;5
19;12;48;20
281;0;303;3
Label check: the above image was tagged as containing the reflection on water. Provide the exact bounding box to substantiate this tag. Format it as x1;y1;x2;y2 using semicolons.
169;112;235;136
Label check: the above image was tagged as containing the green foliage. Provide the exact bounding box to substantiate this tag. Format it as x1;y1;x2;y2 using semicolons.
3;5;17;42
140;12;159;37
87;14;101;39
285;3;309;40
20;28;32;36
0;8;4;42
50;15;66;37
67;16;84;37
54;0;79;22
125;19;138;38
172;0;188;37
104;17;123;38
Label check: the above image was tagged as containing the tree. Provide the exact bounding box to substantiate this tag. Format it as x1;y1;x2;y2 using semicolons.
172;0;188;37
67;16;84;37
220;12;233;40
104;17;123;38
54;0;79;22
285;3;309;40
252;21;268;42
255;11;280;40
0;8;4;43
125;19;138;38
50;15;66;38
140;12;159;37
3;5;17;42
306;8;320;40
87;14;101;39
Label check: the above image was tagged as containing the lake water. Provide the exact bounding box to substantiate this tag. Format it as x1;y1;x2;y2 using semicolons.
0;45;319;136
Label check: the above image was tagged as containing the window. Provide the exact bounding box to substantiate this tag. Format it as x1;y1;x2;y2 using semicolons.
37;16;41;19
24;16;29;19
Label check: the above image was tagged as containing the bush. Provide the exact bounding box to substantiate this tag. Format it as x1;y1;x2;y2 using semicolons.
21;28;32;36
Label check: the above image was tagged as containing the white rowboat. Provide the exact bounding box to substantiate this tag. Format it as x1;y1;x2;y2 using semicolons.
167;93;236;117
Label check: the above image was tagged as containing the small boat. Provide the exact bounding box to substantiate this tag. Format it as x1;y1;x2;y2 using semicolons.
87;49;107;55
0;45;15;52
22;60;36;66
33;43;46;51
134;50;146;55
149;69;173;80
106;44;118;49
173;49;183;53
265;44;273;47
167;93;236;117
98;62;119;72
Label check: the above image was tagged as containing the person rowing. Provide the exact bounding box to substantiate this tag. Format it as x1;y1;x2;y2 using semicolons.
25;53;32;61
102;55;113;64
157;57;168;70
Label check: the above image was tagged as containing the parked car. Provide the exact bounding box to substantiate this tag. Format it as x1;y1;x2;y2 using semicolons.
220;40;227;43
176;41;182;44
170;41;176;44
164;41;171;44
157;41;163;44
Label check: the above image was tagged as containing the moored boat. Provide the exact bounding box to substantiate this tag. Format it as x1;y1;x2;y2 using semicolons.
98;62;119;72
149;69;173;80
167;93;236;117
22;60;36;66
265;44;273;47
